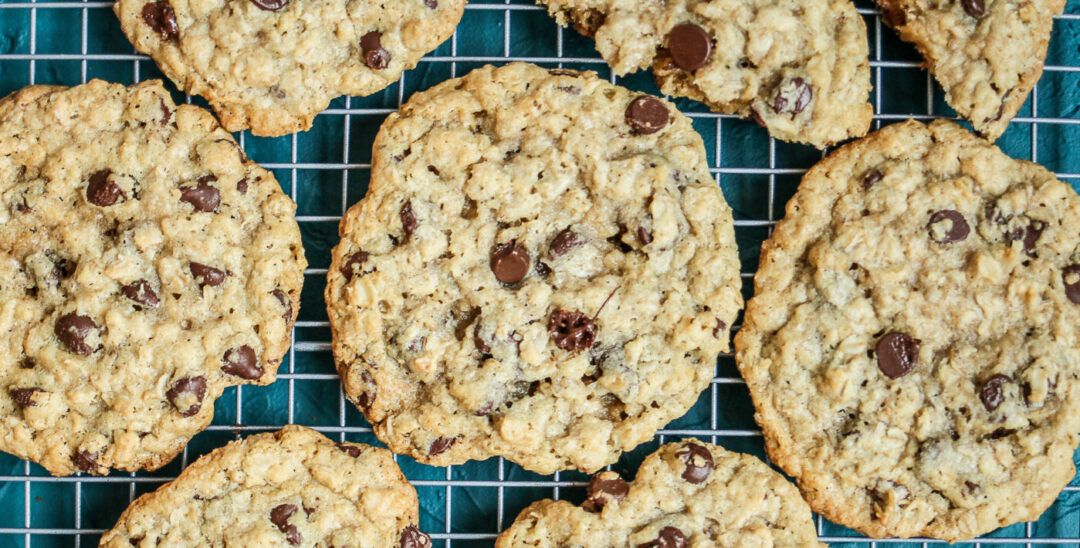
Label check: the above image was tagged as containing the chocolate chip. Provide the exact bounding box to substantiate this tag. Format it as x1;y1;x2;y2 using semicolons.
55;313;98;356
222;345;262;380
400;201;417;239
637;226;653;245
361;31;391;69
875;332;919;379
863;169;883;189
1064;264;1080;304
166;376;207;417
272;289;292;323
961;0;985;17
236;178;249;194
667;23;712;71
712;319;727;338
928;210;970;244
549;228;582;257
269;504;302;546
454;308;480;341
10;387;43;409
250;0;288;11
474;322;491;355
158;97;172;125
429;436;455;456
1021;220;1045;256
638;526;687;548
583;471;629;512
342;251;370;281
423;0;437;7
677;442;714;484
535;261;552;277
356;370;377;411
548;309;596;352
979;374;1009;412
490;241;531;284
180;177;221;212
773;78;812;115
86;169;126;207
336;443;362;457
626;96;670;135
400;525;431;548
121;279;160;308
73;449;99;472
190;262;226;288
141;1;178;41
19;358;35;369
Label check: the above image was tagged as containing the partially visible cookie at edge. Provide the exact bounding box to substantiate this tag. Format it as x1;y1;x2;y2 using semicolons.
113;0;466;136
536;0;873;148
735;119;1080;540
0;80;306;476
876;0;1065;140
496;439;824;547
326;63;742;474
100;425;429;547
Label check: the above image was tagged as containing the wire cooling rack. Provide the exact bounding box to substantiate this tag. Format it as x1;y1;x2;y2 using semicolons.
0;0;1078;546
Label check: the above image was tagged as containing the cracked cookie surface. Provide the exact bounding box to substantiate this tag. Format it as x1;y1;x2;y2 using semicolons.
536;0;873;148
113;0;465;136
100;425;428;547
496;439;823;547
326;63;742;474
876;0;1064;140
0;80;305;476
735;120;1080;540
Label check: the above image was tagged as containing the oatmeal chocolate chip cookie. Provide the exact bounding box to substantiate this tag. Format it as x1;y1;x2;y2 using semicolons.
0;80;306;476
495;439;823;547
100;425;429;547
113;0;465;136
735;119;1080;540
876;0;1064;141
326;63;742;474
536;0;873;148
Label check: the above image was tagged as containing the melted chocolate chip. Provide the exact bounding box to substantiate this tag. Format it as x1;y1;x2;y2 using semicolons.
1022;220;1045;256
166;376;207;417
454;308;481;341
667;23;712;71
400;525;432;548
55;313;98;356
141;1;178;41
548;309;597;352
712;319;727;338
863;169;883;189
180;177;221;212
773;78;812;115
637;226;653;245
337;443;363;457
270;504;302;546
121;279;160;308
626;96;670;135
1064;264;1080;304
356;370;377;411
250;0;289;10
400;201;417;239
86;169;126;207
236;178;249;194
638;526;688;548
10;387;43;409
979;374;1009;412
677;442;714;484
928;210;970;244
342;251;370;281
190;262;226;288
875;332;919;379
361;31;391;69
73;449;99;472
583;472;629;512
272;289;292;324
222;345;262;380
429;436;455;456
549;228;582;257
490;241;531;284
961;0;985;17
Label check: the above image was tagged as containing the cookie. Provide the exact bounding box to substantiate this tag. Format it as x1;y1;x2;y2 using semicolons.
735;119;1080;540
536;0;873;148
113;0;466;136
0;80;306;476
326;63;742;474
100;425;429;547
496;439;823;546
877;0;1065;140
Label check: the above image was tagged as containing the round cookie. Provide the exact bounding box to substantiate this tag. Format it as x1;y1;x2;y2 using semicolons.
326;63;742;474
113;0;466;136
536;0;873;148
735;119;1080;540
496;439;823;547
0;80;306;476
100;425;430;547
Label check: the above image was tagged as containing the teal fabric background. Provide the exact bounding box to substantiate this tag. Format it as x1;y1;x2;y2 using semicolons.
0;0;1078;545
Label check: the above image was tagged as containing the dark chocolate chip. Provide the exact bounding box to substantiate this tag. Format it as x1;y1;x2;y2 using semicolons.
863;169;883;189
637;226;653;245
400;201;417;238
454;308;480;341
1021;220;1045;256
626;96;670;135
979;374;1009;412
189;262;226;288
773;78;812;115
667;23;712;71
429;437;455;456
490;241;531;284
180;177;221;212
928;210;970;244
875;332;919;379
535;261;552;277
269;504;302;546
474;322;491;355
712;319;727;338
1064;264;1080;304
166;376;207;417
236;178;249;195
73;449;99;472
548;309;596;352
19;358;35;369
583;472;629;512
342;251;370;281
400;525;432;548
222;345;262;380
55;313;98;356
677;442;714;484
638;526;688;548
250;0;289;11
10;387;43;409
356;370;377;411
361;31;391;69
121;279;160;308
141;1;178;41
86;169;126;207
158;97;172;125
336;443;362;457
272;289;292;323
961;0;985;17
549;228;582;257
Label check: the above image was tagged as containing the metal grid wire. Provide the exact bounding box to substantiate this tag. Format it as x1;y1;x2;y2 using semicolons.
0;0;1078;546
